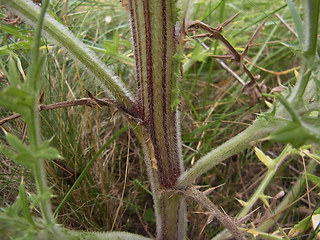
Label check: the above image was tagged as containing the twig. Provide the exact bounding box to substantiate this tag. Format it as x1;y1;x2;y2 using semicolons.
216;58;245;86
0;98;96;126
0;96;143;126
184;186;246;240
198;39;245;86
241;19;266;59
188;20;240;61
0;113;21;125
187;17;266;90
275;13;298;38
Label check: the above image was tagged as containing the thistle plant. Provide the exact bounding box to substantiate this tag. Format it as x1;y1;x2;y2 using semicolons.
0;0;319;239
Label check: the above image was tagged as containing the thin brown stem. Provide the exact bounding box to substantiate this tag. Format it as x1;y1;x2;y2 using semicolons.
242;19;266;58
0;97;143;126
187;18;266;105
0;113;21;125
184;187;246;240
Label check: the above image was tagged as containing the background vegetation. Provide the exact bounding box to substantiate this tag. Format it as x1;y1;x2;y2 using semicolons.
0;0;319;239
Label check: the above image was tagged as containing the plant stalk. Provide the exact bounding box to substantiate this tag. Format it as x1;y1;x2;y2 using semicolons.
128;1;187;238
2;0;135;114
211;145;292;240
256;159;318;232
177;118;285;188
288;0;319;102
26;0;55;226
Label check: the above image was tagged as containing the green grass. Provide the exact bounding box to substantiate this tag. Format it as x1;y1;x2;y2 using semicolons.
0;0;318;239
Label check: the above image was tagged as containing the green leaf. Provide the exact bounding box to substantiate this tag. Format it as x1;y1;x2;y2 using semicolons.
0;41;33;56
113;29;119;50
119;38;132;49
3;132;38;168
0;86;34;113
47;9;64;25
36;139;61;160
5;132;29;154
0;23;33;41
8;57;22;87
270;119;320;147
306;173;320;186
286;0;303;47
143;208;155;223
19;179;36;226
5;197;24;218
269;121;309;147
29;190;54;209
14;152;36;168
4;86;33;100
190;43;211;63
0;145;16;160
134;179;152;195
4;134;60;167
36;147;60;160
103;31;135;66
289;207;320;237
104;30;119;56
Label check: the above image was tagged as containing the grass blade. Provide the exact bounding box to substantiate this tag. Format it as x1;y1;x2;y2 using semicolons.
54;126;129;217
286;0;304;46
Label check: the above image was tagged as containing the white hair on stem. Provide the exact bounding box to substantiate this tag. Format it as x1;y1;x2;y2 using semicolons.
4;0;134;107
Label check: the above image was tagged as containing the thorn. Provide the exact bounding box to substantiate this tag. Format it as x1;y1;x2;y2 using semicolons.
220;11;241;29
85;89;102;108
200;214;215;234
238;207;260;224
242;19;266;58
120;0;129;11
39;90;45;104
112;109;119;119
203;187;215;196
85;89;95;99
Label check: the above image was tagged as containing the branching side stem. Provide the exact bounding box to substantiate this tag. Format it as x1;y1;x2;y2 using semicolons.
177;118;285;188
184;187;246;240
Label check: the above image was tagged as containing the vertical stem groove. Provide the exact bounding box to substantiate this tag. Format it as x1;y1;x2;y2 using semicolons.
130;0;182;188
129;0;186;239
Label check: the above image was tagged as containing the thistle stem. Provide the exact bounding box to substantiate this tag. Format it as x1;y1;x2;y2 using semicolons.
177;118;284;188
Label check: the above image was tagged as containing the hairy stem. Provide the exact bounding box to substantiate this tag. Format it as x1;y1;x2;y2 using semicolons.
134;123;186;240
129;0;183;187
128;0;186;238
288;0;319;102
28;0;55;226
212;145;292;240
2;0;135;114
177;118;285;188
185;187;246;240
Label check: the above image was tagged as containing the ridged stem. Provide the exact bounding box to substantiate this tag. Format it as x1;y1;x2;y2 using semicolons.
177;118;285;188
128;0;186;239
